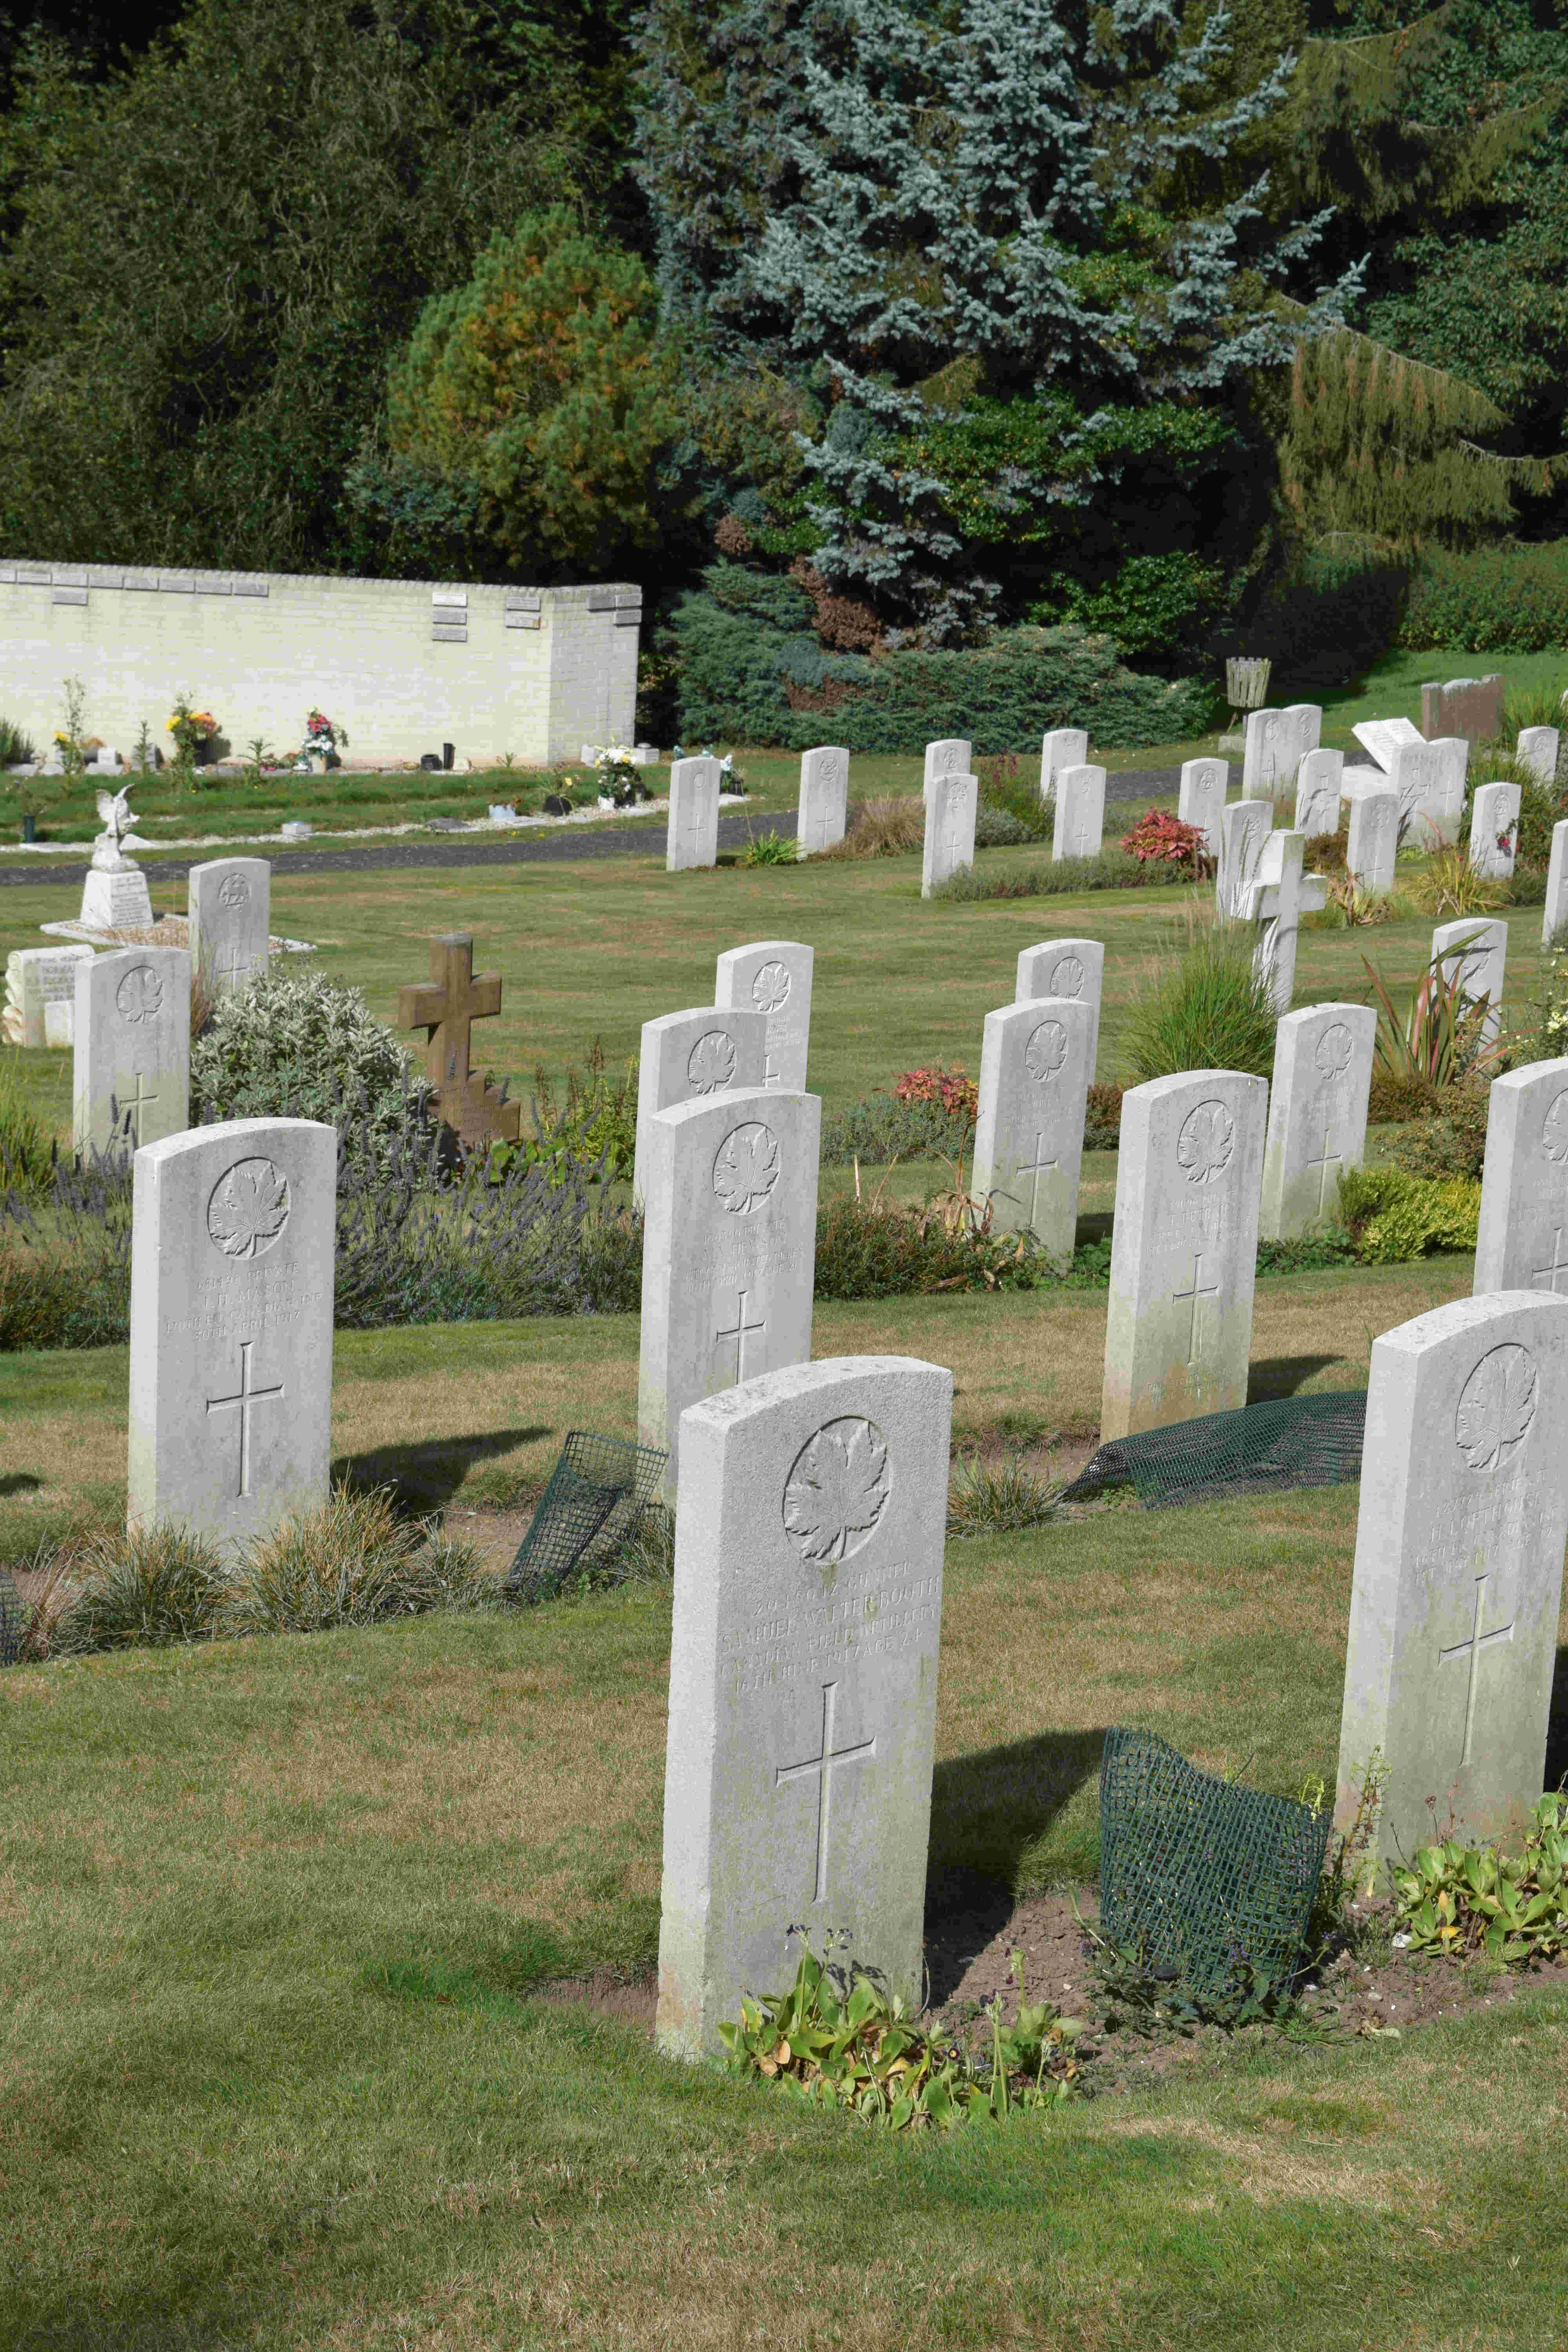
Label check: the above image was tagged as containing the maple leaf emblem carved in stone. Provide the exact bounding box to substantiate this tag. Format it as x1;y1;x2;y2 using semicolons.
1315;1023;1354;1080
218;874;251;909
711;1122;779;1214
1176;1099;1234;1186
1454;1343;1537;1474
1025;1019;1068;1084
687;1030;738;1095
1048;955;1085;998
207;1157;291;1260
114;965;164;1025
1543;1091;1568;1165
751;961;791;1014
782;1417;890;1566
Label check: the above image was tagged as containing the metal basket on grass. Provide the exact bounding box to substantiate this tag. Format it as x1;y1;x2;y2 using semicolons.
504;1430;667;1604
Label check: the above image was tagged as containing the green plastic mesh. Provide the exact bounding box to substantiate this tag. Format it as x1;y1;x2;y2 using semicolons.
1061;1390;1366;1512
0;1569;20;1668
1098;1728;1331;1997
505;1431;667;1603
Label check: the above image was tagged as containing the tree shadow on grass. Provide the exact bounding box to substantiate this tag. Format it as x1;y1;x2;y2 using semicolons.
332;1426;552;1512
924;1728;1106;2001
0;1472;42;1495
1247;1354;1351;1403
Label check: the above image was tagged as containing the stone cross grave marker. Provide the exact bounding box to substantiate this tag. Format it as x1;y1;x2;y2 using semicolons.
972;998;1094;1266
667;756;721;872
1421;675;1503;743
1178;757;1227;859
923;738;971;791
1336;1292;1568;1870
73;946;191;1161
4;944;94;1047
715;939;814;1092
1040;728;1088;808
921;769;977;898
1259;1002;1376;1241
128;1117;335;1552
1545;821;1568;947
1016;935;1105;1079
1518;727;1560;786
655;1352;953;2059
397;932;521;1149
1469;781;1521;880
1242;828;1327;1014
188;857;270;996
797;746;848;858
637;1086;820;1504
1433;916;1507;1046
1474;1060;1568;1296
1051;763;1107;864
1216;798;1272;919
1102;1070;1268;1439
632;1004;767;1205
1347;788;1399;899
1294;747;1344;838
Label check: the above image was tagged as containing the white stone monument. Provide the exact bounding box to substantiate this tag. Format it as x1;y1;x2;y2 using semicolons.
1294;747;1343;838
3;944;94;1047
1259;1002;1376;1241
632;1004;768;1205
1347;788;1399;898
972;998;1093;1266
667;756;721;872
1388;736;1466;848
1241;708;1290;800
1102;1069;1268;1439
73;947;191;1160
1518;726;1560;786
1335;1291;1568;1870
1040;728;1088;807
1469;781;1521;880
187;857;270;996
80;782;155;931
127;1117;336;1552
1544;820;1568;947
1216;797;1272;920
923;738;971;790
1352;715;1423;771
1433;916;1507;1045
921;769;977;898
715;939;814;1091
655;1352;952;2059
1015;935;1105;1078
1474;1060;1568;1296
1051;764;1107;864
637;1087;820;1504
797;746;848;858
1242;828;1327;1014
1178;756;1227;859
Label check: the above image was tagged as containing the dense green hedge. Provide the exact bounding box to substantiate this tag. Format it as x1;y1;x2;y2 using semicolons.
1397;543;1568;653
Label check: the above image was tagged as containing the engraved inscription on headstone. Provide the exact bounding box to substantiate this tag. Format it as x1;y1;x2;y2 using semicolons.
667;755;722;871
921;770;977;897
797;745;849;857
632;1003;766;1204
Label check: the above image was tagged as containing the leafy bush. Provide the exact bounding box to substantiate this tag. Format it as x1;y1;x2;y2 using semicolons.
1457;750;1559;871
521;1041;636;1183
1119;808;1211;879
974;799;1041;849
52;1524;226;1653
1337;1165;1480;1261
893;1065;979;1124
1391;1795;1568;1967
192;971;428;1169
821;1093;973;1166
1120;922;1278;1082
1405;844;1510;918
976;751;1052;843
1387;1086;1490;1181
813;1194;1051;1299
0;1056;54;1192
1084;1083;1122;1148
222;1485;488;1635
1398;542;1568;653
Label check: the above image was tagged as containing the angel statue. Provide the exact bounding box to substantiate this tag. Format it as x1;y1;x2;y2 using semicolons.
91;784;149;871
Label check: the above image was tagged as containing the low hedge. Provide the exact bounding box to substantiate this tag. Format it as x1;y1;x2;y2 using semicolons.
1397;543;1568;655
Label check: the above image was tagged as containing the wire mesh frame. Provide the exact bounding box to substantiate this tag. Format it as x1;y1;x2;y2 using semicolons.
0;1568;21;1668
1061;1391;1367;1513
505;1431;668;1604
1098;1727;1332;1999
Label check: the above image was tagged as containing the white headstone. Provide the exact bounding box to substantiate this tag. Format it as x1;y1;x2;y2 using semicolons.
187;857;270;995
1335;1292;1568;1870
1339;763;1389;801
1216;797;1272;919
1352;715;1423;771
1294;747;1343;837
1347;787;1399;898
715;939;813;1091
667;756;721;872
1544;820;1568;948
1102;1069;1268;1439
1243;829;1328;1014
3;944;94;1048
1518;726;1560;786
1474;1061;1568;1298
1015;936;1105;1079
1259;1002;1376;1241
1040;728;1089;807
1178;757;1228;858
1285;702;1323;770
127;1117;336;1552
41;747;64;776
923;739;971;790
1433;916;1507;1045
73;947;190;1160
921;770;977;898
1389;736;1465;848
972;998;1093;1266
1241;708;1291;799
1051;764;1107;864
655;1352;952;2059
637;1087;820;1505
632;1005;768;1205
1469;781;1521;880
797;746;848;858
91;746;120;773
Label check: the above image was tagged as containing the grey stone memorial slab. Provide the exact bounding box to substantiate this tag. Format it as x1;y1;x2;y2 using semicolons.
1544;820;1568;947
637;1087;820;1504
1178;757;1227;859
972;998;1093;1266
1422;674;1503;744
1474;1060;1568;1296
127;1117;335;1552
1347;788;1399;898
1518;727;1560;786
1102;1069;1268;1439
921;770;977;898
667;756;721;872
1294;747;1343;837
1434;916;1507;1045
1259;1002;1376;1241
187;857;270;995
4;944;94;1047
1051;764;1107;863
797;746;848;858
73;947;190;1160
1015;935;1105;1078
1335;1292;1568;1870
655;1352;952;2059
1040;728;1088;807
715;939;813;1091
923;739;971;790
1469;781;1521;880
1216;798;1272;919
632;1004;767;1205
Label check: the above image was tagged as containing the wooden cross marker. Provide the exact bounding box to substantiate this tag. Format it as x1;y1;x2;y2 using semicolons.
397;932;521;1149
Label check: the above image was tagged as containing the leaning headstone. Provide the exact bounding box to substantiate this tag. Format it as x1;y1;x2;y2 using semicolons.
921;769;977;897
667;755;721;872
1216;797;1272;919
715;939;814;1090
1051;763;1107;863
1347;788;1399;898
972;998;1094;1266
1259;1002;1376;1241
1544;820;1568;947
637;1087;820;1505
655;1352;952;2059
1016;935;1105;1077
923;738;971;790
1434;916;1507;1045
1178;756;1227;858
1294;747;1343;838
127;1118;336;1553
1469;781;1521;880
1517;727;1560;786
1352;715;1423;771
3;944;94;1048
797;746;849;858
73;947;191;1160
1474;1060;1568;1296
1040;727;1088;807
187;857;270;995
1421;674;1503;744
1101;1069;1268;1439
632;1004;768;1204
1335;1292;1568;1871
1243;829;1327;1014
397;932;520;1148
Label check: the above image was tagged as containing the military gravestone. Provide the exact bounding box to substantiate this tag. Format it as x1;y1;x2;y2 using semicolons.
188;857;270;996
715;940;814;1091
632;1004;767;1204
1040;728;1088;806
667;756;721;872
1016;936;1105;1077
1178;757;1227;859
921;770;977;898
1347;789;1399;898
972;998;1094;1266
1294;748;1343;838
923;739;971;790
1474;1060;1568;1296
73;947;191;1160
1052;764;1107;864
1434;916;1507;1045
1469;782;1521;880
1260;1002;1376;1241
797;746;848;858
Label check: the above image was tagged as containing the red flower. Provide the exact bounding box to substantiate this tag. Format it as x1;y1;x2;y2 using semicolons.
1120;809;1211;877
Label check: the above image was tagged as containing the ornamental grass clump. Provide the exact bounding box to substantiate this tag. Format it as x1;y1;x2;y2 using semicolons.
1362;945;1507;1090
52;1523;227;1653
1121;918;1277;1083
814;794;923;860
223;1484;489;1636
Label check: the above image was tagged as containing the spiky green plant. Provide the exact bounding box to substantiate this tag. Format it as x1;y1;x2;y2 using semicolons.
1121;918;1278;1083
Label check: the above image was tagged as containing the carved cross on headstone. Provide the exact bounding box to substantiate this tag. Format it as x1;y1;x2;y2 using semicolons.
1173;1252;1221;1364
1439;1574;1515;1768
1305;1127;1343;1222
111;1071;159;1149
775;1680;877;1906
1016;1131;1059;1226
397;932;521;1148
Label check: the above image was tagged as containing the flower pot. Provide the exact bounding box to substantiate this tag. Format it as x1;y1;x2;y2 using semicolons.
21;812;35;843
309;753;328;775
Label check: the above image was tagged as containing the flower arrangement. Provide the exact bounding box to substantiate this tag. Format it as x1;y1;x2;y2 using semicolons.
168;701;218;757
893;1064;980;1123
303;708;346;760
593;744;649;809
1120;808;1212;879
